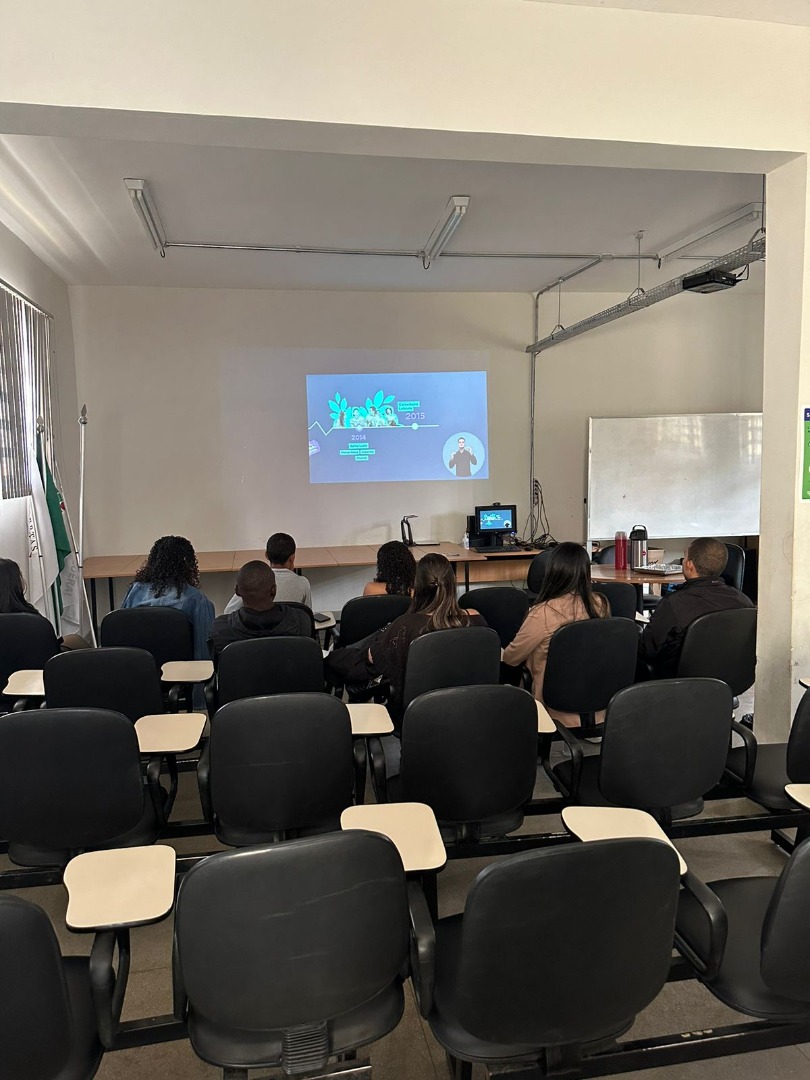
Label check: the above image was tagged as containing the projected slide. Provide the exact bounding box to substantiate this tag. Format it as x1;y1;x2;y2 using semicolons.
307;371;488;484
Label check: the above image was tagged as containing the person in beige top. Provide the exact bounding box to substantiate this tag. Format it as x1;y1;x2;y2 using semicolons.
503;542;610;728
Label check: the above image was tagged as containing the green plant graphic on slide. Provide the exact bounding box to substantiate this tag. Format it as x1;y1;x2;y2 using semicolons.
328;389;394;428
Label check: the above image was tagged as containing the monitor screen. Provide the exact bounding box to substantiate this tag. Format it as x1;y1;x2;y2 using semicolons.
476;505;517;534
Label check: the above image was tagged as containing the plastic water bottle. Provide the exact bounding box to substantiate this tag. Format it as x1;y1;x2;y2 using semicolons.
462;531;470;550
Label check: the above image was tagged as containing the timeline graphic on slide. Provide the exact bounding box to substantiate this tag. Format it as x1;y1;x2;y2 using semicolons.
306;371;489;484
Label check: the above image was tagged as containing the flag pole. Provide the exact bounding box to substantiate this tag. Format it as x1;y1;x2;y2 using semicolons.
78;404;87;570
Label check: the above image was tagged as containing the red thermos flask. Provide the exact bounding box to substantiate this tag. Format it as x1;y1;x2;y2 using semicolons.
614;531;628;570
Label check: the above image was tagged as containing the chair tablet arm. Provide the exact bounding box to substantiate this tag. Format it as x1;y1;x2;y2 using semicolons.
674;870;728;982
553;718;585;796
407;881;435;1018
89;927;131;1049
727;720;758;789
367;736;389;804
196;740;214;823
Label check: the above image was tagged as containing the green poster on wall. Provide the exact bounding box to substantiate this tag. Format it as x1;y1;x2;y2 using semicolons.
803;409;810;500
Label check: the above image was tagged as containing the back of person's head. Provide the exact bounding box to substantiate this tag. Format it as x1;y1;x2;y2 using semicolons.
375;541;416;596
135;535;199;598
0;558;37;615
235;561;277;610
265;533;296;566
410;552;468;630
687;537;728;579
534;542;604;619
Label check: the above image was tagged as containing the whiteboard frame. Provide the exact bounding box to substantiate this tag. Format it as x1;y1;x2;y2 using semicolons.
587;412;762;543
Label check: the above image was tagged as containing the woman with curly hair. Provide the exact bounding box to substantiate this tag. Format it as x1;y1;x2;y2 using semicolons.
121;535;214;660
363;540;416;597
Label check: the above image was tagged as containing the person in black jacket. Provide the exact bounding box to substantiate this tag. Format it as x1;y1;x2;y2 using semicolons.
639;537;753;679
208;561;314;664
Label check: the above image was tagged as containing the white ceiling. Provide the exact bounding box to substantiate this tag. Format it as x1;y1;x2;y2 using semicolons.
524;0;810;26
0;133;764;292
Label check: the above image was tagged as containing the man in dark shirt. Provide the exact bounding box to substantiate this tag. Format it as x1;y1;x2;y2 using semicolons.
208;561;315;664
448;436;477;477
640;537;753;679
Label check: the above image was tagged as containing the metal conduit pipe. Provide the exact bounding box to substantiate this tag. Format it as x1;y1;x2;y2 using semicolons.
166;240;663;261
526;237;765;355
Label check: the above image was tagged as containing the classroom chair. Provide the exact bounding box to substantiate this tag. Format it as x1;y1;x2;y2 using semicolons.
725;687;810;812
44;646;167;723
526;548;556;597
0;612;60;712
100;606;193;669
337;594;411;647
211;636;325;713
593;580;638;621
414;838;680;1080
457;587;529;649
173;831;414;1078
722;542;746;592
401;626;501;714
197;694;355;845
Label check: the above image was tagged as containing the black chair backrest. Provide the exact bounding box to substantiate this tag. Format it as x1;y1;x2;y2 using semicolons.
0;613;60;709
400;685;537;824
209;695;354;838
599;679;733;811
0;896;87;1079
457;588;529;648
101;606;193;670
543;618;639;720
43;647;165;723
722;543;745;591
0;708;144;850
402;626;501;712
786;689;810;782
593;544;616;565
216;637;324;708
175;832;409;1037
338;594;411;647
676;607;757;697
526;549;555;595
453;839;680;1046
593;581;637;621
761;837;810;1001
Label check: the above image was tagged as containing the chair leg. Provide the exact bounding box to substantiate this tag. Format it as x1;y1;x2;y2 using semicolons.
446;1054;472;1080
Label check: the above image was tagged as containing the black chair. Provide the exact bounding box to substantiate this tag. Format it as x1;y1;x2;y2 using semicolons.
0;612;60;712
0;896;105;1078
675;835;810;1021
593;581;638;621
676;607;757;729
43;646;167;723
100;606;193;669
416;839;680;1078
375;685;538;839
0;708;165;867
550;679;733;826
213;636;325;712
593;544;616;565
457;588;529;649
725;687;810;812
526;549;556;597
542;618;639;734
401;626;501;713
337;594;411;647
173;831;411;1078
197;694;354;845
722;543;745;591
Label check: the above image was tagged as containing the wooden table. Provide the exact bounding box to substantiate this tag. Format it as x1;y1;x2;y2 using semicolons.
591;565;685;612
63;844;176;931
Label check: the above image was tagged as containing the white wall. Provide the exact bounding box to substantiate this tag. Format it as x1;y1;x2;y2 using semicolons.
68;287;533;557
533;282;765;541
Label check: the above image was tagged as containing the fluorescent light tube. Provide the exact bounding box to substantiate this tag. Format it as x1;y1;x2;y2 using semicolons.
657;203;761;263
123;178;167;256
421;196;470;268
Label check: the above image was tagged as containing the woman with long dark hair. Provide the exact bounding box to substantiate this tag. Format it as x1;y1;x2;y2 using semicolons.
363;540;416;597
503;542;609;727
0;559;39;615
369;552;485;723
121;535;214;660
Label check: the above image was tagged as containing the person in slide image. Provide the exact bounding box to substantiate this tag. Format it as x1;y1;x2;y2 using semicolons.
363;540;417;597
224;532;312;614
503;542;610;728
350;407;366;430
448;436;477;477
384;406;399;427
369;552;486;727
121;535;215;661
367;405;384;428
208;561;314;664
639;536;753;679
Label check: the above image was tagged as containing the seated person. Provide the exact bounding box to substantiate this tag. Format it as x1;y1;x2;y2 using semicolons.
369;552;485;726
0;558;89;650
363;540;416;597
209;561;314;664
224;532;311;613
640;536;753;679
122;535;215;660
503;542;609;728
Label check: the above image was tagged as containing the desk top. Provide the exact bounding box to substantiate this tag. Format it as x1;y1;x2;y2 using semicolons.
341;802;446;872
3;668;45;697
64;844;176;930
562;805;686;875
135;713;207;754
346;703;394;736
591;566;685;587
161;660;214;683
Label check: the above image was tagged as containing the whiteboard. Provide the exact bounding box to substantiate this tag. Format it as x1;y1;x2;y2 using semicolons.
587;413;762;540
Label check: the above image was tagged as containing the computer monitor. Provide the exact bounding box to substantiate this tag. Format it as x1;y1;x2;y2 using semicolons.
474;504;517;548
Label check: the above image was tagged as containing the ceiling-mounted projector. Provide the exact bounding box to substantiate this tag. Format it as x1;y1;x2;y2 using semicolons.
682;269;738;294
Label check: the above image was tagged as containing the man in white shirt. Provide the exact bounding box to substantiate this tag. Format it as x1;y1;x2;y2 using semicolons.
224;532;312;614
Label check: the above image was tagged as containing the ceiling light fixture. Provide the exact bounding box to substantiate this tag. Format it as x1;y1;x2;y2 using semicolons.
123;178;167;257
420;196;470;269
656;202;761;265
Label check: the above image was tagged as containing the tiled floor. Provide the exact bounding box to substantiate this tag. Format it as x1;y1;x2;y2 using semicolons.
8;698;810;1080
